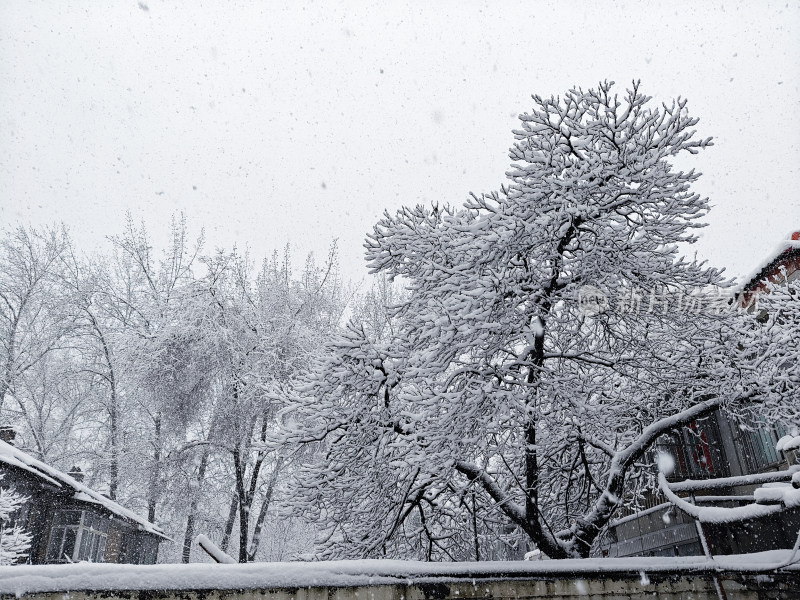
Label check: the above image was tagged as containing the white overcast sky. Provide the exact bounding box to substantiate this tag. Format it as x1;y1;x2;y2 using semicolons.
1;1;798;283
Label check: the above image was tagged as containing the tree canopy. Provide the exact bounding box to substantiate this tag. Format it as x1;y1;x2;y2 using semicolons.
283;81;773;559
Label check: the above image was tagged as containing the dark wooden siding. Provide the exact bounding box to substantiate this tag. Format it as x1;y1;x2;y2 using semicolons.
0;463;164;564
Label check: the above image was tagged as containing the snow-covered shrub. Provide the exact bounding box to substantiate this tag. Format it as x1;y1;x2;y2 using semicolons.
0;476;32;565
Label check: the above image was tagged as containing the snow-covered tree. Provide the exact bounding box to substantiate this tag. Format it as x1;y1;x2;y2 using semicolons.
285;81;749;559
0;226;99;478
728;277;800;428
0;215;348;564
205;244;346;563
0;476;32;565
0;225;72;415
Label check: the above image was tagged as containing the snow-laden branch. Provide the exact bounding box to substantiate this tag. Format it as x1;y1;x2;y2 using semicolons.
196;534;236;564
658;472;782;524
669;467;800;493
614;396;726;470
453;461;527;526
576;433;615;458
543;352;618;367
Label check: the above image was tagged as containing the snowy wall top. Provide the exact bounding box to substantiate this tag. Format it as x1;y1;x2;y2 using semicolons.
0;440;170;540
0;553;797;595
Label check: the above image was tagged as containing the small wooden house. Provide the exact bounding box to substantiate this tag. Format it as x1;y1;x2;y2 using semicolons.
0;436;170;564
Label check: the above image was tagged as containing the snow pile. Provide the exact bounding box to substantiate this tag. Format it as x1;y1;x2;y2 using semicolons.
0;441;169;539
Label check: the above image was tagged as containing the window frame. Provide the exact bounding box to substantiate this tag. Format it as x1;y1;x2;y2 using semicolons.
46;509;110;563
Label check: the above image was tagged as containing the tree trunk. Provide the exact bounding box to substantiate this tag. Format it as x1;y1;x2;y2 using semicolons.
232;447;250;563
182;410;221;563
109;388;118;500
181;448;210;563
246;456;284;561
220;493;238;552
0;310;22;416
90;313;119;499
471;488;480;562
523;315;567;558
518;223;580;559
147;412;162;523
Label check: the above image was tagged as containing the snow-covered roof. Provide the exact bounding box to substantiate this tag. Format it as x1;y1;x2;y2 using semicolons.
738;230;800;295
0;440;169;541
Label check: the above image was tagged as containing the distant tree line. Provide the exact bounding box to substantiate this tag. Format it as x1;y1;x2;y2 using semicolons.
0;216;351;562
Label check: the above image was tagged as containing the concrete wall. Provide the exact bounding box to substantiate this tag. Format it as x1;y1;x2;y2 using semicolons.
4;571;798;600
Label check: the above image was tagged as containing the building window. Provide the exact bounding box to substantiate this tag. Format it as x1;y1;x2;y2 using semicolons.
46;510;109;563
657;418;728;480
734;421;787;473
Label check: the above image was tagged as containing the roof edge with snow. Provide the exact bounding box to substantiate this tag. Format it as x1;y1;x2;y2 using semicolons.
0;440;170;541
737;232;800;295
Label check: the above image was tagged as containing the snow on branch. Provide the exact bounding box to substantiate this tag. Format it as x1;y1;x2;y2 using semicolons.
668;467;800;493
658;472;782;524
453;460;527;527
0;476;31;565
196;534;236;564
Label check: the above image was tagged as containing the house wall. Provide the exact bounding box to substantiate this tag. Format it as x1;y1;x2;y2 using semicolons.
105;525;123;563
0;464;163;565
725;509;800;554
716;411;747;477
0;465;59;563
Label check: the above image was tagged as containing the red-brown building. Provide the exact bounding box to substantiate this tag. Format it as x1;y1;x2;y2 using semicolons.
737;230;800;310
